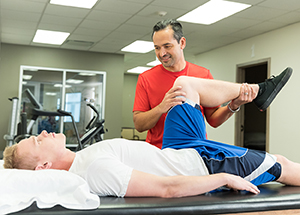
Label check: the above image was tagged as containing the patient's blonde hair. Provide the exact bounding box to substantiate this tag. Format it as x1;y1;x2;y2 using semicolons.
3;144;39;170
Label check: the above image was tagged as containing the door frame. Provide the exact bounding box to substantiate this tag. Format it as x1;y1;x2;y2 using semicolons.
235;58;271;152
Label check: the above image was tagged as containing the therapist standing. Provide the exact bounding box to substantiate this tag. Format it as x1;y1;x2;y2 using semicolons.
133;19;248;148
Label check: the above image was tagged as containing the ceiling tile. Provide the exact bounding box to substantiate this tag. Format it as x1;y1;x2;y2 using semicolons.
40;14;83;28
73;27;111;38
90;43;124;53
258;0;300;10
136;5;187;19
37;23;76;33
125;15;162;28
1;9;42;22
245;21;289;33
22;0;49;3
94;0;147;14
123;0;152;4
61;43;92;51
271;11;300;24
229;29;264;39
79;19;120;31
229;0;265;5
235;6;289;21
115;24;151;35
106;31;145;41
1;26;36;36
67;34;101;43
86;10;132;23
151;0;207;11
1;19;37;30
1;32;32;44
1;0;46;13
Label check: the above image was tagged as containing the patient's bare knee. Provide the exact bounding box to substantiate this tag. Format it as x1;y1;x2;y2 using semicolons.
274;154;290;165
173;76;190;89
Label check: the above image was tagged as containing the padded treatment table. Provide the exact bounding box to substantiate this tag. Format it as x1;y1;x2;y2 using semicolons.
11;183;300;215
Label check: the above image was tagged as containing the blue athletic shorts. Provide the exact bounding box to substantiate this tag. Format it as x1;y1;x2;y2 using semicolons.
162;100;281;186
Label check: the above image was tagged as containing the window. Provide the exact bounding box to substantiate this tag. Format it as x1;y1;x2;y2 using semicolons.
19;66;106;147
65;93;81;122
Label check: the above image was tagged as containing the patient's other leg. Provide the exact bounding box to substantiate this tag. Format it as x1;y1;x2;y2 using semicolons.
275;155;300;186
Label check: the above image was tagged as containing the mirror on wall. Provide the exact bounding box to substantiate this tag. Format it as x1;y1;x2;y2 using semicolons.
19;66;106;148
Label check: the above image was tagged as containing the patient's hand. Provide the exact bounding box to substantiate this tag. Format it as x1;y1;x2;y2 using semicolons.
224;174;260;194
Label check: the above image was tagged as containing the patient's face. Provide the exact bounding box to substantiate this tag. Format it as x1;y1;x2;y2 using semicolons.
17;130;66;161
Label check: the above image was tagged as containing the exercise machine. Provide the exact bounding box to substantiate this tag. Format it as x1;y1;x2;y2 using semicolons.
57;105;106;151
9;89;106;151
3;97;19;146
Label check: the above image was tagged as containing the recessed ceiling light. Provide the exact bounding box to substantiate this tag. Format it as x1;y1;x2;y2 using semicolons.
33;30;70;45
66;79;84;84
50;0;98;9
178;0;251;25
121;40;154;53
54;84;72;88
45;92;57;96
24;68;38;72
23;75;32;80
79;72;97;76
127;66;152;74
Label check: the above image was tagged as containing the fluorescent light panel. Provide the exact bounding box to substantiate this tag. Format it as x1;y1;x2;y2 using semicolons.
33;30;70;45
66;79;84;84
54;84;72;88
79;72;96;76
121;40;154;53
50;0;98;9
178;0;251;25
147;60;161;66
23;75;32;80
127;66;152;74
25;68;38;72
45;92;57;96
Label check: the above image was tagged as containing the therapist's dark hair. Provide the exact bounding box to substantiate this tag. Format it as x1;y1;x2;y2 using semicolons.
152;19;184;44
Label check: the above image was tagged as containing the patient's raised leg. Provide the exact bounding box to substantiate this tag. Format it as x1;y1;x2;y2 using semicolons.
173;67;292;111
173;76;258;107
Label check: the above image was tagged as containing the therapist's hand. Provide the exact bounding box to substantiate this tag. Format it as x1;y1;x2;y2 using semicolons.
157;86;186;113
230;83;256;110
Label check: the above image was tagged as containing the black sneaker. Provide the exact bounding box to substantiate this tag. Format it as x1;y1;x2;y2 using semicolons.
253;67;292;111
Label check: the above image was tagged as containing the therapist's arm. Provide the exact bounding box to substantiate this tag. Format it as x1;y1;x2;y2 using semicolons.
204;83;256;128
125;169;260;198
133;86;186;132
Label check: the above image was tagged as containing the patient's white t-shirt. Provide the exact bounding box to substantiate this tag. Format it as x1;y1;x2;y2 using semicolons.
69;138;209;197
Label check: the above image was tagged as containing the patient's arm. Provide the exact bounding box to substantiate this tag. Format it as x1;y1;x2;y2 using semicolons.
125;169;260;198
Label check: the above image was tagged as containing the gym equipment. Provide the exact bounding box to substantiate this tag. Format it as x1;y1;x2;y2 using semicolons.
3;97;19;146
12;89;106;150
58;107;106;151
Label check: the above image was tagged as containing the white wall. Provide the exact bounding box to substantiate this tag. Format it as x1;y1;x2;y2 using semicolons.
122;74;138;128
196;22;300;162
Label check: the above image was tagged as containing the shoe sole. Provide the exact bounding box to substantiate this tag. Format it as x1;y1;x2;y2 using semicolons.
258;67;293;111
